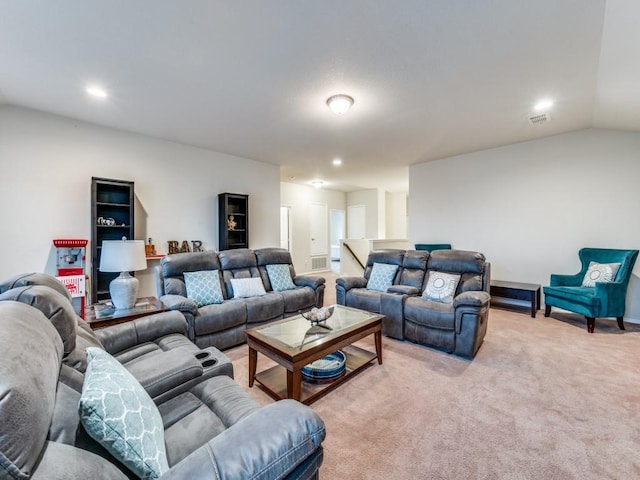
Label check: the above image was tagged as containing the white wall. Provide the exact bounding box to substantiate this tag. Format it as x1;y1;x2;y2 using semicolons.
385;191;408;239
0;106;280;297
347;189;380;239
280;182;346;273
409;128;640;321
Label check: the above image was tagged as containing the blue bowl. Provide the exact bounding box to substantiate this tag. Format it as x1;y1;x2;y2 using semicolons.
301;350;346;381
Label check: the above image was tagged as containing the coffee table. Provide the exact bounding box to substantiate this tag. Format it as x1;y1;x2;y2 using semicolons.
246;305;383;405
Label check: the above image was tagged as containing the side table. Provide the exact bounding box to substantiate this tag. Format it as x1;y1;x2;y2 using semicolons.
85;296;168;329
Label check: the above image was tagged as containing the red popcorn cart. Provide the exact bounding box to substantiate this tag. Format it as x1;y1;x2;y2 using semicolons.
53;239;88;318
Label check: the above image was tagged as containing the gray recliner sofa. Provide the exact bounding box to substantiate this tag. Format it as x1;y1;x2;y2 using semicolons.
156;248;325;350
337;249;491;359
0;276;326;479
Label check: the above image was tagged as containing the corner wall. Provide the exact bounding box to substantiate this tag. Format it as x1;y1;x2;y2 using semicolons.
409;128;640;321
0;106;280;297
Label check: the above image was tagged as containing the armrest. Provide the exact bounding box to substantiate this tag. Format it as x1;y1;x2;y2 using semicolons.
294;274;326;289
454;291;491;308
160;294;198;316
595;281;627;313
550;273;583;287
387;285;420;295
95;310;188;355
125;349;203;399
336;276;367;291
161;400;325;480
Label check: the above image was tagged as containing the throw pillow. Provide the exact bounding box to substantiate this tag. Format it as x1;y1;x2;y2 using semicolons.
366;262;399;292
184;270;224;307
422;271;461;304
581;261;621;287
230;277;267;298
79;348;169;480
266;264;296;292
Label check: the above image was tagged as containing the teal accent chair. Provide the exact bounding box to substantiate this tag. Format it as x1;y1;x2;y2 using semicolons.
415;243;452;251
543;248;638;333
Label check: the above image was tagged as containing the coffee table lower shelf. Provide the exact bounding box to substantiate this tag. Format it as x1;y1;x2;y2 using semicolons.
254;344;377;405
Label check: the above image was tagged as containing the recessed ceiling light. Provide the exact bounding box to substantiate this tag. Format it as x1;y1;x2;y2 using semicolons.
534;99;553;111
326;94;354;115
332;158;343;166
86;86;108;98
311;180;324;188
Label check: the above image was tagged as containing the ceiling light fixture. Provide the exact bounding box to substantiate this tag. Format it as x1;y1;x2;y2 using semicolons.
86;86;108;98
311;180;324;188
326;94;354;115
332;158;343;166
534;99;553;111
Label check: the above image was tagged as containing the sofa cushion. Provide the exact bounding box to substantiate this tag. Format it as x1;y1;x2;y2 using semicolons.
230;277;266;298
279;286;317;313
363;250;405;280
422;271;461;304
194;301;247;336
0;271;72;301
79;347;169;480
266;264;296;292
243;294;285;323
404;296;455;330
345;288;382;313
581;261;621;287
184;270;224;307
367;263;399;292
161;251;222;297
0;302;63;479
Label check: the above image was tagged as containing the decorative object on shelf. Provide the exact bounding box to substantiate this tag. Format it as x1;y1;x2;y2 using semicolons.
99;238;147;310
301;350;346;382
227;215;237;231
97;216;116;226
145;237;157;257
167;240;204;254
300;306;334;326
218;193;248;250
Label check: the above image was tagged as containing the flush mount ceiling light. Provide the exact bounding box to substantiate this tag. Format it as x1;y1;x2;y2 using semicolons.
332;158;343;166
326;94;354;115
86;86;108;98
311;180;324;188
534;99;554;111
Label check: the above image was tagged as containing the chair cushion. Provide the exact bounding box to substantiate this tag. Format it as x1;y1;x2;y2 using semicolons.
543;286;601;307
345;288;382;313
366;263;399;292
581;261;621;287
266;264;296;292
184;270;224;307
79;347;169;480
422;271;461;304
404;296;455;330
230;277;266;298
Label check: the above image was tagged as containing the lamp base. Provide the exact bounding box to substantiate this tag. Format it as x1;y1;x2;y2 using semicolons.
109;272;139;310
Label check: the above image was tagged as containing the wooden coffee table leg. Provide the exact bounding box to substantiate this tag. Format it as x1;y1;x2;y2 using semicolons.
248;347;257;387
287;368;302;401
375;330;383;364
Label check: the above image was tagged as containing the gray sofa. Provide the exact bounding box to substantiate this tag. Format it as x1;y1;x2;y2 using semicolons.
156;248;325;350
336;249;491;358
0;274;326;480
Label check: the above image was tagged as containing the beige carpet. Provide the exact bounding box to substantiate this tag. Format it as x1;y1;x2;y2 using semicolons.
225;274;640;479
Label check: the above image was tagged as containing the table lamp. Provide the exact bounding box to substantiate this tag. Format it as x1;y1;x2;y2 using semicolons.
99;238;147;309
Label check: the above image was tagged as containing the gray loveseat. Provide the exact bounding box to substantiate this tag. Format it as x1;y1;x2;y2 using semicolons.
0;275;326;480
156;248;325;350
337;249;491;358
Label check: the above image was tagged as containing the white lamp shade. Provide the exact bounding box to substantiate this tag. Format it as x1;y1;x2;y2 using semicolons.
99;240;147;272
326;94;354;115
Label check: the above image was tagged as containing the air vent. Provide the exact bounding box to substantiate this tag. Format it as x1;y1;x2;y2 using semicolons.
311;256;327;270
528;112;551;125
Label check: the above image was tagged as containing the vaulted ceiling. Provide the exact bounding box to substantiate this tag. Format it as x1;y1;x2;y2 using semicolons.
1;1;638;193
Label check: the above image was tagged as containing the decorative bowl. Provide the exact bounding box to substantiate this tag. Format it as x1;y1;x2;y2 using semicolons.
300;306;334;323
301;350;346;382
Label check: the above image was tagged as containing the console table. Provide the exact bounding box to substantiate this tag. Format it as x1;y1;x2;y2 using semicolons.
490;280;541;318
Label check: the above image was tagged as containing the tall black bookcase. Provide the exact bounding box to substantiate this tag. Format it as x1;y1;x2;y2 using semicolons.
91;177;135;303
218;193;248;250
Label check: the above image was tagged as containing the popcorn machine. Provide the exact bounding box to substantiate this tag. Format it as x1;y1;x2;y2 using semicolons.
53;239;88;317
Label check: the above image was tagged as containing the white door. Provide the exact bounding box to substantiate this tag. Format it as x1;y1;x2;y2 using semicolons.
330;209;345;260
348;205;366;239
280;206;291;251
310;204;328;256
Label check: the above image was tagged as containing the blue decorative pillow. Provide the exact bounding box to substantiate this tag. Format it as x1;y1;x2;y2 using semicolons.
79;348;169;480
266;264;296;291
184;270;224;307
366;262;399;292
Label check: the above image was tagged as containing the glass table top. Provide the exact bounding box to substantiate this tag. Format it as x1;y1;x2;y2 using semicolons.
255;305;379;349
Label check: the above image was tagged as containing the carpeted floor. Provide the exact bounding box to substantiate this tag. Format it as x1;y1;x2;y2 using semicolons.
225;274;640;479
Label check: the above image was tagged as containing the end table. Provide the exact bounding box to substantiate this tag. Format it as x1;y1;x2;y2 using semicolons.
85;296;168;329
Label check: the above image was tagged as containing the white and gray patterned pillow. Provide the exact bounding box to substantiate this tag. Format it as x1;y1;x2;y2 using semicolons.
266;264;296;291
79;348;169;480
230;277;267;298
422;271;461;304
184;270;224;307
366;262;399;292
581;261;621;287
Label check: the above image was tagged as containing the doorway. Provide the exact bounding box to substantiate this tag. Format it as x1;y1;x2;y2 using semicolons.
330;209;345;273
280;206;291;251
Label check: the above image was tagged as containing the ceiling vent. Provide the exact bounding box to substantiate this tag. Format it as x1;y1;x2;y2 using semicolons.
528;112;551;126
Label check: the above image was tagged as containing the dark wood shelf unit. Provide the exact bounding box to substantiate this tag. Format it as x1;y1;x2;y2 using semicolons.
218;193;249;250
91;177;135;303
